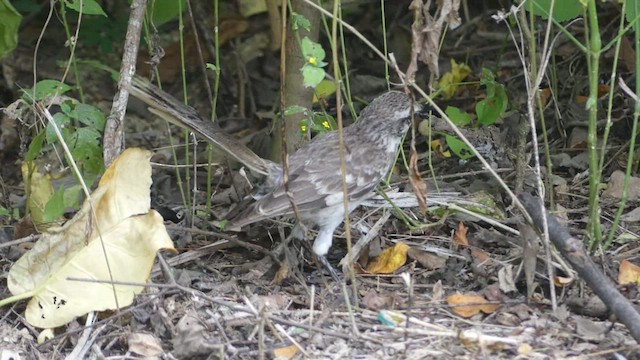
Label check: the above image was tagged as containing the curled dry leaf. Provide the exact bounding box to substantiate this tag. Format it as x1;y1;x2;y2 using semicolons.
7;148;176;328
618;259;640;285
453;222;469;247
128;332;164;357
447;293;499;318
366;242;409;274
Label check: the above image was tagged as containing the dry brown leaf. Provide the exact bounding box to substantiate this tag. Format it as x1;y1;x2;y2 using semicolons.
366;242;409;274
471;247;491;266
553;276;574;288
453;222;469;247
618;259;640;285
407;247;446;270
447;293;499;318
273;344;298;359
128;332;164;357
407;0;461;81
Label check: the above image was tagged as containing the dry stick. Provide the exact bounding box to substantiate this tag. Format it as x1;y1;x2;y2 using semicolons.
103;0;147;166
519;193;640;344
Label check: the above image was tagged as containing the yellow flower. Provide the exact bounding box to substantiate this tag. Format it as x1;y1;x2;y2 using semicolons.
322;121;330;129
308;57;317;65
300;125;307;133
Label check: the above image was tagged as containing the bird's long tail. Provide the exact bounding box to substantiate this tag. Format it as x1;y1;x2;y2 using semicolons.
129;77;280;178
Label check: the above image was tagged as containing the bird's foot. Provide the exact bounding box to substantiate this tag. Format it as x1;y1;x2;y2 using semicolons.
317;255;342;283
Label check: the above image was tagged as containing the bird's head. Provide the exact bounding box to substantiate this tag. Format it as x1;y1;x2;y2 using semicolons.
357;91;422;137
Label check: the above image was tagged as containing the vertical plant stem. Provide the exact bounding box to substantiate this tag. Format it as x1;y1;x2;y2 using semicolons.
206;0;222;214
605;1;640;248
585;0;603;247
176;0;193;220
602;0;626;247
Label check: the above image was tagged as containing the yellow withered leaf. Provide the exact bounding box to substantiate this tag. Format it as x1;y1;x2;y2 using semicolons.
366;242;409;274
7;148;176;328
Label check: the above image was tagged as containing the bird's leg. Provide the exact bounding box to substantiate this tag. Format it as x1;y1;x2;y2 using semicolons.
317;255;342;283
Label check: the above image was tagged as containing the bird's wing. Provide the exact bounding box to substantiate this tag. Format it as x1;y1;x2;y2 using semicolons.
229;130;392;227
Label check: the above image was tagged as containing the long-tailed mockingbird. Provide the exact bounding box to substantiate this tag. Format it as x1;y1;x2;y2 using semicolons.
130;79;421;278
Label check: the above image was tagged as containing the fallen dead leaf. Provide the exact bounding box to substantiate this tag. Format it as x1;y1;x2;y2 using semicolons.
453;222;469;247
6;148;176;328
273;344;298;359
128;332;164;357
407;247;446;270
366;242;409;274
437;58;472;99
618;259;640;285
447;293;500;318
553;276;574;288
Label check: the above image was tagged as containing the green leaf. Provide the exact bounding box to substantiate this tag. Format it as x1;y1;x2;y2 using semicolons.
43;187;65;223
148;0;186;27
0;0;22;59
63;0;107;16
69;128;104;174
476;68;507;126
21;80;73;102
311;113;336;134
26;131;46;162
626;0;640;36
445;106;471;126
291;12;311;31
284;105;307;116
0;207;9;217
300;36;325;62
525;0;582;22
68;103;105;130
63;184;83;209
445;135;475;160
206;63;217;71
314;79;337;100
45;112;72;144
302;64;325;88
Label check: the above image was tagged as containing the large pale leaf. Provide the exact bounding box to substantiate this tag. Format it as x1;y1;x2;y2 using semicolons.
7;148;175;328
9;148;153;295
24;210;173;328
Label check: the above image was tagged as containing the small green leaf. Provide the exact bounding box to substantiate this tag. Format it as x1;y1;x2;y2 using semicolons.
302;64;325;88
45;112;72;143
206;63;218;71
314;80;337;101
476;69;507;126
43;187;65;223
63;0;107;16
284;105;307;116
0;0;22;59
63;184;83;209
525;0;582;22
291;12;311;31
625;0;640;33
445;106;471;126
311;113;336;134
26;131;46;162
148;0;186;27
22;80;73;102
0;206;10;217
69;103;105;130
300;36;325;62
445;135;475;160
